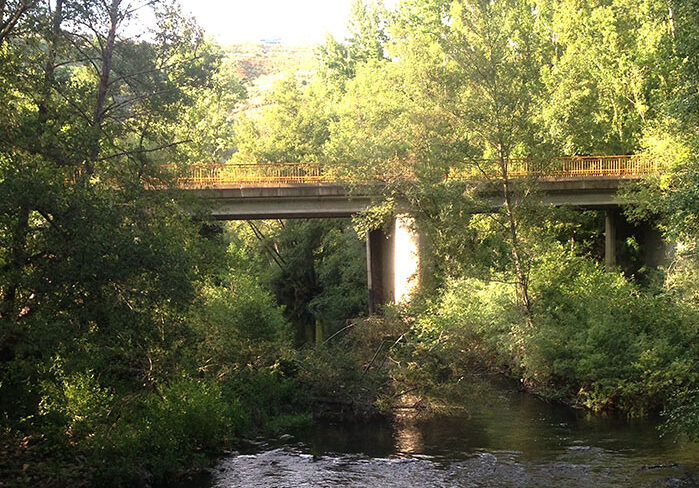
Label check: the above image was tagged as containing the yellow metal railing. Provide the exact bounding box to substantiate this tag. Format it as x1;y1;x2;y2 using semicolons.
178;162;329;187
509;155;654;177
451;155;656;179
174;155;657;187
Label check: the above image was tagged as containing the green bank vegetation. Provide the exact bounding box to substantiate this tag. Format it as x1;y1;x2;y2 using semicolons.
0;0;697;486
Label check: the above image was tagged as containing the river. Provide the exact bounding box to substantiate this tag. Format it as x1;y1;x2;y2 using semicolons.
187;375;698;487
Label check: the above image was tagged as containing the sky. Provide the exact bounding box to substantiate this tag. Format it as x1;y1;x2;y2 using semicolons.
175;0;396;45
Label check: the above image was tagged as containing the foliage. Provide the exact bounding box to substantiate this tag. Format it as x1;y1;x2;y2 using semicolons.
0;2;310;486
297;316;403;419
661;388;699;441
39;364;114;441
538;0;669;154
316;0;389;90
1;0;698;483
92;376;232;486
189;274;292;377
225;219;367;343
232;75;332;164
410;249;698;418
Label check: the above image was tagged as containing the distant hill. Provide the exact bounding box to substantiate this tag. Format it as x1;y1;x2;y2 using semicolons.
225;43;318;114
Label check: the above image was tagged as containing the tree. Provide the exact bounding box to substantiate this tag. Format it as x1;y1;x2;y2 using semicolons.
538;0;671;155
228;219;367;344
233;75;331;164
0;0;244;436
316;0;389;90
441;0;552;319
0;0;39;46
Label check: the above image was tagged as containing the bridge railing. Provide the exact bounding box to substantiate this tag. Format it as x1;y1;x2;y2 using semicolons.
450;155;655;179
174;155;657;187
178;162;329;186
509;155;653;177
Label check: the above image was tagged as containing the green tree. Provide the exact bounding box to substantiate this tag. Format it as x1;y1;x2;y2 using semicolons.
316;0;389;90
538;0;671;155
328;0;552;321
229;219;367;344
233;76;331;164
0;0;39;46
0;1;257;483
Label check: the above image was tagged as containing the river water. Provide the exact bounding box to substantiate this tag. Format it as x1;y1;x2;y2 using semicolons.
196;376;698;487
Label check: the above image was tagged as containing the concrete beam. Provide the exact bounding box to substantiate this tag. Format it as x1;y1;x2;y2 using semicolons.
190;177;638;220
196;185;370;219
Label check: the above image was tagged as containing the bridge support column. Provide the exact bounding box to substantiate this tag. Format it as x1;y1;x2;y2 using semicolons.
366;228;392;313
605;210;617;269
366;216;423;313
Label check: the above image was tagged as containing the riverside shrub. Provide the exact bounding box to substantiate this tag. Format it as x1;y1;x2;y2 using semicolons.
417;251;698;420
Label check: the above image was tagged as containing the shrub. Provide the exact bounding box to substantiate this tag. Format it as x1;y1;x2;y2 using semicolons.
92;376;232;486
413;249;698;423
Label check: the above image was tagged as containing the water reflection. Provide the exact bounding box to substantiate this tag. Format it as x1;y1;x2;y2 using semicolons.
394;416;424;456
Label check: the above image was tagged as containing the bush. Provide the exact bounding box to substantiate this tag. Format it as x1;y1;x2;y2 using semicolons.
38;367;114;441
221;366;311;435
414;249;698;423
297;317;403;419
93;376;232;486
189;274;293;378
529;253;698;413
662;388;699;441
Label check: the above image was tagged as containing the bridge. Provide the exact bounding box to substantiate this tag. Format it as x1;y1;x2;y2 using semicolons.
177;155;656;218
174;155;663;311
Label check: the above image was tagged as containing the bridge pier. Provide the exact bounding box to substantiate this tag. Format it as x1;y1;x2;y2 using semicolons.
367;216;423;313
642;226;673;267
605;210;617;269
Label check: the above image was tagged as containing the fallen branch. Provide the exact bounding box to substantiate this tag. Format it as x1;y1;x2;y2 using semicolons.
321;322;355;346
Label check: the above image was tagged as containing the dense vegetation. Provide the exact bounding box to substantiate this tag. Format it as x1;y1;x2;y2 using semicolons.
0;0;697;486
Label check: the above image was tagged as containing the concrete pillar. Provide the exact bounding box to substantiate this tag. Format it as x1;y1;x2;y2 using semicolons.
366;215;422;313
605;209;617;269
393;215;421;304
367;228;391;313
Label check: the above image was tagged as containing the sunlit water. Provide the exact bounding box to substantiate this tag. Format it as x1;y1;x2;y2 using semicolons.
188;376;698;488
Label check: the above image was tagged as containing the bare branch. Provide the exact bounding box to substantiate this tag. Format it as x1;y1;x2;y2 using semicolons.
0;0;39;45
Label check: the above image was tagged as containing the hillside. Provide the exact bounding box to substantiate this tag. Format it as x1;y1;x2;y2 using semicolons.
225;42;318;114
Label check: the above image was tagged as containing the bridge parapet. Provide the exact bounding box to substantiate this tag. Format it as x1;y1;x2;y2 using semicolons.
451;155;656;178
174;155;658;188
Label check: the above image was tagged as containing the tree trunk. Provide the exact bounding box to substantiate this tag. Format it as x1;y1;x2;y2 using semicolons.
498;146;533;327
87;0;121;174
0;0;35;46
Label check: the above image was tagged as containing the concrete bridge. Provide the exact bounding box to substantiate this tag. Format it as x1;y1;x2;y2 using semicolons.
177;156;662;311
